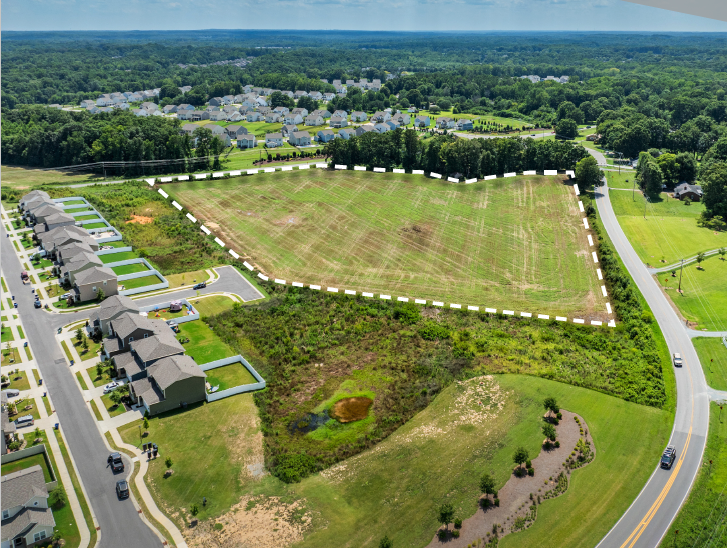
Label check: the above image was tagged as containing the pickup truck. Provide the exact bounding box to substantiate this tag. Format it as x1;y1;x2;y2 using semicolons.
673;353;683;367
108;452;124;473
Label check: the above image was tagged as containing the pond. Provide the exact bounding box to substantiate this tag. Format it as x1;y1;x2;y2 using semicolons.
289;410;330;434
329;397;373;423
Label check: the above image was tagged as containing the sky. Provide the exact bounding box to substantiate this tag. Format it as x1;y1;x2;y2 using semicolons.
3;0;727;31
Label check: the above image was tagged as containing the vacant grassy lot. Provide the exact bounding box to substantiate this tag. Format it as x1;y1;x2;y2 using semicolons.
193;295;237;317
0;165;104;190
610;188;727;265
177;320;236;364
660;403;727;548
204;363;256;391
657;256;727;331
164;269;208;287
121;374;670;548
693;337;727;391
170;171;601;318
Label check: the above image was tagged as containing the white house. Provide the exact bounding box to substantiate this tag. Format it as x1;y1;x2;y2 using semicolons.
265;133;284;147
265;112;282;123
289;131;312;147
333;110;348;119
305;113;325;126
374;123;390;134
284;113;304;125
371;111;391;123
274;106;290;115
209;111;228;122
338;127;356;140
292;107;308;118
237;134;258;149
351;111;367;122
391;112;410;125
281;124;299;137
132;109;149;117
80;100;95;109
246;112;263;122
414;116;430;127
436;117;455;129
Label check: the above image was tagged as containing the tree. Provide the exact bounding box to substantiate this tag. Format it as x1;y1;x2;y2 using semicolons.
159;81;180;102
637;153;663;195
49;487;67;508
109;390;122;407
379;535;393;548
656;153;680;187
542;423;557;441
676;152;697;182
75;327;83;344
719;247;726;261
575;156;602;189
82;336;89;353
269;91;294;110
556;101;585;125
97;288;106;301
701;162;727;222
555;118;578;140
296;96;318;113
543;397;559;414
437;503;455;531
480;473;496;496
696;252;705;269
190;504;199;516
143;417;149;430
512;446;530;469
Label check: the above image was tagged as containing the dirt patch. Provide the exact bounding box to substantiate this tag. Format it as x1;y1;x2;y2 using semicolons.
329;397;373;423
126;214;154;225
427;410;595;547
207;221;220;229
184;495;312;548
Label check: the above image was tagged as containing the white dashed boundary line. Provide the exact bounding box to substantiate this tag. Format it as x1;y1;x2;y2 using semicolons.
146;169;614;327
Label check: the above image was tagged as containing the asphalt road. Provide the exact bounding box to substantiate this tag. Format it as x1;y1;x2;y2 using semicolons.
594;178;710;548
1;229;163;547
1;226;263;548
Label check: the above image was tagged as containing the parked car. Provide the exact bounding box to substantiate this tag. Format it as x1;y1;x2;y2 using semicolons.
661;445;676;469
193;282;206;289
61;293;72;299
103;382;121;394
116;480;130;498
15;415;35;428
34;300;42;308
108;452;124;473
673;353;683;367
2;389;20;398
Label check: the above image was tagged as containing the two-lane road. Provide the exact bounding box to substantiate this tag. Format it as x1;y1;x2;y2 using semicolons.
595;179;710;548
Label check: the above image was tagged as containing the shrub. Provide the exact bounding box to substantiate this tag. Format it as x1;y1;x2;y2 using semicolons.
379;535;393;548
394;303;421;325
494;498;500;507
165;457;173;469
454;517;462;529
556;412;562;420
213;523;223;531
452;530;460;539
49;487;67;509
525;459;532;468
554;441;560;448
273;453;318;483
190;504;199;516
418;321;449;341
481;498;491;509
437;530;447;540
528;467;535;476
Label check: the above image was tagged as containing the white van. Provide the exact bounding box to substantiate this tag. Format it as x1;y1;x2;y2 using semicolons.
15;415;35;428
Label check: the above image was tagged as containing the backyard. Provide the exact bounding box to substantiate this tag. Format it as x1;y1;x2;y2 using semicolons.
203;362;256;391
120;274;164;290
169;171;603;318
0;451;54;482
176;320;236;364
111;263;151;275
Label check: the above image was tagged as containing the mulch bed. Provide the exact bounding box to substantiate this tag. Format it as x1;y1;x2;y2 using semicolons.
427;409;596;547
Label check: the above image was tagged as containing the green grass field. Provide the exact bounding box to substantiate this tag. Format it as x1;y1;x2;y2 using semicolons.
203;363;256;391
660;403;727;548
120;274;164;290
100;251;139;264
111;263;150;275
100;392;126;417
657;256;727;331
693;337;727;391
193;295;237;317
120;374;670;547
170;171;602;317
177;320;236;364
609;189;727;266
0;165;104;190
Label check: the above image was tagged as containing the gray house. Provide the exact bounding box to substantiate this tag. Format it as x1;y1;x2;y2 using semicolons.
89;295;140;336
1;466;56;547
289;131;312;147
60;252;104;285
673;182;703;201
237;135;258;149
129;355;207;416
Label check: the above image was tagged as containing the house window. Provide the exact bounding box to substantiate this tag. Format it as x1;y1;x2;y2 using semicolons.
92;286;97;292
34;530;47;542
129;337;134;343
33;501;39;506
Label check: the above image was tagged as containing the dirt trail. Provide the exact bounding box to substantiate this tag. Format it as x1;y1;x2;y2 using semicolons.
427;410;595;547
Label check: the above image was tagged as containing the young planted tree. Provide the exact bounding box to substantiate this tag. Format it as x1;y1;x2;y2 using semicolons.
165;457;173;469
513;447;530;470
437;502;455;532
542;423;557;442
75;327;84;344
379;535;393;548
543;397;559;415
696;252;706;269
82;336;89;354
719;247;726;261
109;390;123;408
480;473;496;499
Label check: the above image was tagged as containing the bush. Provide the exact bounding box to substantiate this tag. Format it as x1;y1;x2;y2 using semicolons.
528;467;535;476
554;441;560;448
525;459;532;468
379;535;393;548
454;517;462;529
437;530;447;540
394;303;421;325
49;487;67;509
273;453;318;483
452;530;460;538
418;321;450;341
494;498;500;507
481;498;491;509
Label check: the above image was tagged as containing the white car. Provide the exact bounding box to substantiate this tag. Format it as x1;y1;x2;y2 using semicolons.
103;382;121;394
673;353;683;367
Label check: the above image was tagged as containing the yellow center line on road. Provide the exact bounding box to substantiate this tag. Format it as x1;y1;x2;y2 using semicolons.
602;182;698;548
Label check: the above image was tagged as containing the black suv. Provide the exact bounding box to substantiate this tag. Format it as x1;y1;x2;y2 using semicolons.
108;452;124;473
661;445;676;469
193;282;206;289
116;480;130;499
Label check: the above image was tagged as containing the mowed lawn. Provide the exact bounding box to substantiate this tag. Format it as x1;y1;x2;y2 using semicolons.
610;188;727;265
657;256;727;331
693;337;727;391
120;374;671;548
170;171;602;317
177;320;236;364
192;295;237;317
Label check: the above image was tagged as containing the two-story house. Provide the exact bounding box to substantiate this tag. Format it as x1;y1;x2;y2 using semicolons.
1;466;55;547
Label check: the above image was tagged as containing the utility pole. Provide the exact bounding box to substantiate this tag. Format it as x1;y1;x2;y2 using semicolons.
678;259;685;293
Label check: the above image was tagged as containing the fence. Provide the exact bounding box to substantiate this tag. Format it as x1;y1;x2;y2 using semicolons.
140;298;199;324
1;444;58;491
201;355;266;402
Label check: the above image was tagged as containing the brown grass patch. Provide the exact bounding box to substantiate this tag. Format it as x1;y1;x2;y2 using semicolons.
126;214;154;225
329;397;373;423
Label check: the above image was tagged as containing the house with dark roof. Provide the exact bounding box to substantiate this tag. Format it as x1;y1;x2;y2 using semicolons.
19;191;50;210
2;392;16;455
129;355;206;416
33;212;78;236
89;295;140;336
1;465;55;547
73;266;118;302
673;182;703;201
59;252;104;285
37;226;98;256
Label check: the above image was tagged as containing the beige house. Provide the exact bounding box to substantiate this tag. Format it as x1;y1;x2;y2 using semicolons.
73;266;118;302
